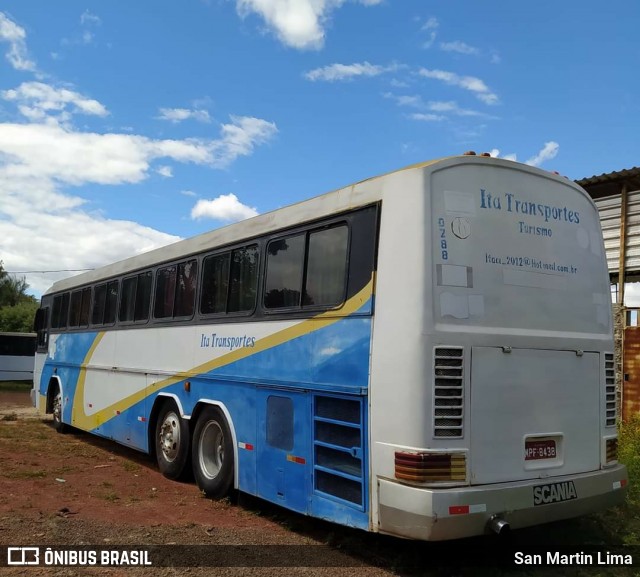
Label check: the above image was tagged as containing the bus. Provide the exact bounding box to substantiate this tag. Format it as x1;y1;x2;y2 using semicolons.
0;332;36;381
32;154;627;540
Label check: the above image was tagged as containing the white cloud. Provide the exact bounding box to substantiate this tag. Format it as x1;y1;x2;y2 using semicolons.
427;100;487;117
191;193;258;222
180;189;197;197
0;12;35;71
211;116;278;166
410;113;445;122
422;16;439;31
439;41;479;55
2;82;109;124
489;144;559;165
156;165;173;178
488;149;517;161
80;10;101;27
421;16;438;49
0;197;181;296
384;93;488;119
526;141;559;167
389;78;409;88
0;115;276;294
236;0;381;50
418;68;499;105
157;107;211;124
0;116;276;186
305;61;396;82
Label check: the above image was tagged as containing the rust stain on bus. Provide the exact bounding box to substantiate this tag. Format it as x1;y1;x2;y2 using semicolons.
623;326;640;421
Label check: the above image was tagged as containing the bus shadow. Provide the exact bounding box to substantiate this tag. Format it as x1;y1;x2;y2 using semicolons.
39;419;628;574
235;493;627;575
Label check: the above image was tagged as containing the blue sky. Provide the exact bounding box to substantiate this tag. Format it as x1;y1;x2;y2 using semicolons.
0;1;638;296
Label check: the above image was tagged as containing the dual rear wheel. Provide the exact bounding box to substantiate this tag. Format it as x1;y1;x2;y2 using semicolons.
154;400;233;498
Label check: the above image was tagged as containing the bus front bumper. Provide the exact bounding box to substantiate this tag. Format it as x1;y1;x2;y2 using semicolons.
377;464;627;541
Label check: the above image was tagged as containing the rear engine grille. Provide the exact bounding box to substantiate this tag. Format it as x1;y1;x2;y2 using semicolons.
433;347;464;438
605;352;616;427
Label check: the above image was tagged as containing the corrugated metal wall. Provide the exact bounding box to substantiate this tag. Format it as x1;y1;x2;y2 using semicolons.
595;190;640;275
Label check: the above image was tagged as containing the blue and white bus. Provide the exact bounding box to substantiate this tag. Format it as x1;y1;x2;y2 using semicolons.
32;154;627;540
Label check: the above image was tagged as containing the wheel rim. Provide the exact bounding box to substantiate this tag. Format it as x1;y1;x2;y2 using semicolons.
53;390;62;424
159;411;181;463
199;421;224;480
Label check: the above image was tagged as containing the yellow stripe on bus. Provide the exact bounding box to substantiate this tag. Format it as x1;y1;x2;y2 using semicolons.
70;276;374;431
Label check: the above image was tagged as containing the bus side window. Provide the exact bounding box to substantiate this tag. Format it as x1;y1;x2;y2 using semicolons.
304;225;348;307
120;272;152;323
264;235;305;309
34;307;49;349
51;293;70;329
201;253;230;315
228;246;258;313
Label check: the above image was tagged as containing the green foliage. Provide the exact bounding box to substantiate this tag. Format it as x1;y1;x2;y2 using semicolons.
618;415;640;505
0;300;39;332
0;260;38;332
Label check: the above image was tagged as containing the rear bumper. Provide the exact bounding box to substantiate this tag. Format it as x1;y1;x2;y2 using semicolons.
377;464;627;541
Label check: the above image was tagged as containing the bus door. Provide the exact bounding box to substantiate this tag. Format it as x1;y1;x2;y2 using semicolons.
256;390;310;514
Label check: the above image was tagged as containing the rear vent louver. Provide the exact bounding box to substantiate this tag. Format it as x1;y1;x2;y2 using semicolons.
433;347;464;438
313;396;365;509
605;352;616;427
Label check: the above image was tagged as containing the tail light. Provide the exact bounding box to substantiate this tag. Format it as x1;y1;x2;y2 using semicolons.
395;451;466;483
606;438;618;464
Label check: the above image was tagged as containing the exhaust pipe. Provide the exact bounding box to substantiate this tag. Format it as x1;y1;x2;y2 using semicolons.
487;515;510;535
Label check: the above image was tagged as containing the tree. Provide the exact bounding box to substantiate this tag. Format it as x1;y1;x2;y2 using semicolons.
0;301;39;332
0;261;38;332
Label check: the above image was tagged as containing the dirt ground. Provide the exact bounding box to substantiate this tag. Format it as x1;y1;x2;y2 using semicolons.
0;391;417;577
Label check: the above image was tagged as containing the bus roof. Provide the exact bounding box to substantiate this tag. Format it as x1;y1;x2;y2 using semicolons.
44;155;585;296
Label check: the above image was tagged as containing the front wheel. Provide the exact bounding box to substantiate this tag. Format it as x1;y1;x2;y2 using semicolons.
51;386;67;433
154;399;190;480
192;406;234;499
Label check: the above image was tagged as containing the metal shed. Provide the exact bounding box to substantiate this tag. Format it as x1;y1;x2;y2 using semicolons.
577;167;640;420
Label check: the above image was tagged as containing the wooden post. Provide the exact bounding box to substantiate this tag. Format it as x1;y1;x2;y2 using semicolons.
619;183;628;306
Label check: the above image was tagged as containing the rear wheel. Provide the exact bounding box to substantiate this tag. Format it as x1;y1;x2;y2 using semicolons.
154;399;190;480
192;406;234;499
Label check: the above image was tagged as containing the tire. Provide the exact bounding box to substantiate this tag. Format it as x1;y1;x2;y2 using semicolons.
154;399;190;480
192;406;234;499
51;385;67;434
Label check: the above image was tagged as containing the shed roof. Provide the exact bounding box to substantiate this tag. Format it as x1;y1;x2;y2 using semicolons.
576;166;640;199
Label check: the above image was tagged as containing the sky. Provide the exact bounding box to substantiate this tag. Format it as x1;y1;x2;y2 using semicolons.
0;1;638;298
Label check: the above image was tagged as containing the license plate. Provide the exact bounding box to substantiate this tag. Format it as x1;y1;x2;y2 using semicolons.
525;439;556;461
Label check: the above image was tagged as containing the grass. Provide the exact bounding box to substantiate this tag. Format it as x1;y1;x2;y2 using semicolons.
0;380;32;392
618;415;640;506
3;469;47;479
122;460;141;473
